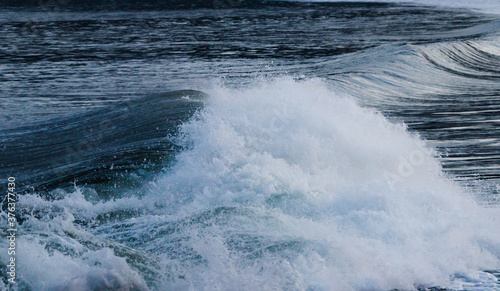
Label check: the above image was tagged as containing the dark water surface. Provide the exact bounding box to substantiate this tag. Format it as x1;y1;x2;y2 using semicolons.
1;1;500;290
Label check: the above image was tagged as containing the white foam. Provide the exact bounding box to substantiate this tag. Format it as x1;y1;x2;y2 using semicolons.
7;77;500;290
1;189;151;290
148;77;500;290
16;240;148;291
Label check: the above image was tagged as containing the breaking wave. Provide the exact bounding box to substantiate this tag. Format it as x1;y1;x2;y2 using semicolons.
4;78;500;290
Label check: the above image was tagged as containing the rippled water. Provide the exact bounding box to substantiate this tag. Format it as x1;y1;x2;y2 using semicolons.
1;1;500;290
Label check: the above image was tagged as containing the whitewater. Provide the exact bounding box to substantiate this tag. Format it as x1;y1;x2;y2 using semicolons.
1;0;500;290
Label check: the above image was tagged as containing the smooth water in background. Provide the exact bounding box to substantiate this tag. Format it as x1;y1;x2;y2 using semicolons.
1;0;500;290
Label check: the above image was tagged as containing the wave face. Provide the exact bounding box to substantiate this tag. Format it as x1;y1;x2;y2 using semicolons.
1;90;205;194
1;1;500;290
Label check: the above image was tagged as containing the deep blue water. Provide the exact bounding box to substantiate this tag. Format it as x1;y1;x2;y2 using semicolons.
1;1;500;290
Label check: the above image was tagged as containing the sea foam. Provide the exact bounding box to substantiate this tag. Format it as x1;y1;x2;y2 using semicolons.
145;77;500;290
6;77;500;290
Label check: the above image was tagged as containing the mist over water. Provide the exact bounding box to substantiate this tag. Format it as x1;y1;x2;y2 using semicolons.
1;0;500;290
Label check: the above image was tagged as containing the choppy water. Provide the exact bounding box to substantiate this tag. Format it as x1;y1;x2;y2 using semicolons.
1;1;500;290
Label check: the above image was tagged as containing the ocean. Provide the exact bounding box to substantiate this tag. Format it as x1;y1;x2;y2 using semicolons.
1;0;500;290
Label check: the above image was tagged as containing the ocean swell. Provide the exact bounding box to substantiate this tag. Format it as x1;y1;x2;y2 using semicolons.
7;78;500;290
